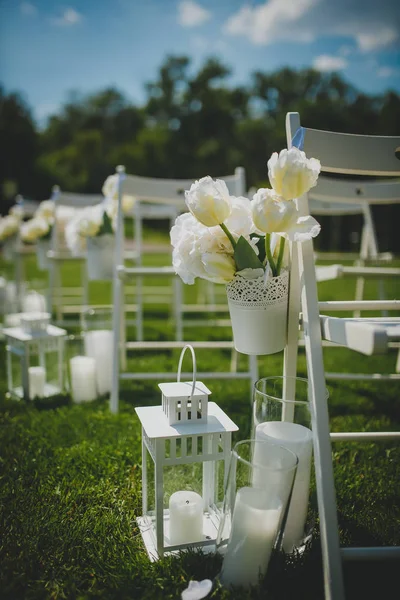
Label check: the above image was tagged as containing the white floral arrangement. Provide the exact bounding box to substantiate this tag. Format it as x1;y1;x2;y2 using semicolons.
65;202;115;256
20;216;52;244
19;199;55;244
0;214;20;242
171;147;321;285
102;174;136;221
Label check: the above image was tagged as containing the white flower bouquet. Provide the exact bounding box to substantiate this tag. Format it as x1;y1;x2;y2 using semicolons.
170;147;322;355
65;201;117;280
0;214;21;261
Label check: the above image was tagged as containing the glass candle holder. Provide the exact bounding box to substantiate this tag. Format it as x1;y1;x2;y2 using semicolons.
216;439;298;589
81;307;113;397
252;376;326;554
65;334;97;403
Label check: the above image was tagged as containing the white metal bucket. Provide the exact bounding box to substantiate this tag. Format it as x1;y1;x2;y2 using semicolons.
86;234;115;281
226;270;289;356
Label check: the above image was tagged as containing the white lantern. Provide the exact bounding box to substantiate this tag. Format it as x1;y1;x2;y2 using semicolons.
135;344;238;561
3;318;67;401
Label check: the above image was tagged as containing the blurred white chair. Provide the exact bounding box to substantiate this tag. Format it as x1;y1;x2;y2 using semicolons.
110;166;259;414
310;175;400;314
284;112;400;599
47;186;104;325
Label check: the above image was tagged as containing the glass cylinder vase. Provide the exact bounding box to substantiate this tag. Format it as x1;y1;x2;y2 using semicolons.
253;376;324;554
81;307;113;397
216;439;298;589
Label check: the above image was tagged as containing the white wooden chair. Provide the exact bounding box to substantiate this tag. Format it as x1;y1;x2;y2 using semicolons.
110;166;258;414
310;175;400;316
284;112;400;599
47;186;104;325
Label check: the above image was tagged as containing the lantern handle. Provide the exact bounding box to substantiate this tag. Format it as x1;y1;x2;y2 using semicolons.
177;344;197;400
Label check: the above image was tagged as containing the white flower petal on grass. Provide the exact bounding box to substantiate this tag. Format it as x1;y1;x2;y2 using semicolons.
268;147;321;201
185;176;232;227
181;579;213;600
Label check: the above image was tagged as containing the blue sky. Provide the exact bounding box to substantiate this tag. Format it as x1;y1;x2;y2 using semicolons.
1;0;399;126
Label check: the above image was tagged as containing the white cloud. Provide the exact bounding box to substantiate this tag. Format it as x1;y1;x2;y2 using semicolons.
20;2;37;16
223;0;399;52
313;55;348;72
178;0;211;28
355;27;398;52
50;8;83;27
224;0;320;45
377;66;397;77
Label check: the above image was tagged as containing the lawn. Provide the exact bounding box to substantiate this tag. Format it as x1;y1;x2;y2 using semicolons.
1;239;399;600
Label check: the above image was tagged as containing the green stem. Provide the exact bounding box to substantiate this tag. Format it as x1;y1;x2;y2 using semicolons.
275;237;286;276
264;233;277;277
220;222;236;251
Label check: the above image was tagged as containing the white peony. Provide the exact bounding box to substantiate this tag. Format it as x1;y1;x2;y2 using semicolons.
185;176;232;227
268;147;321;201
9;205;24;220
77;206;103;238
0;215;20;241
102;174;119;200
65;216;86;256
20;217;51;243
36;200;55;220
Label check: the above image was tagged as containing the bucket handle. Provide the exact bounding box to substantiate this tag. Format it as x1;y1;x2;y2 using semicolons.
177;344;197;400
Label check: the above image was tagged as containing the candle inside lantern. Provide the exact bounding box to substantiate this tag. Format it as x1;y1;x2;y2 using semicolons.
255;421;313;553
220;487;282;587
84;330;113;395
28;366;46;400
22;291;47;313
168;491;203;546
69;356;97;403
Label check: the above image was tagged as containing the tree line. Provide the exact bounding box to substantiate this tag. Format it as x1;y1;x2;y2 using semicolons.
1;55;399;250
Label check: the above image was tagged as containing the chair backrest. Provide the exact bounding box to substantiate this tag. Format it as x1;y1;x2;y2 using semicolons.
309;175;400;216
121;167;247;211
289;115;400;176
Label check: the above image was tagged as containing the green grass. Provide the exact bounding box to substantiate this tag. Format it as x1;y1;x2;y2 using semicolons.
1;242;400;600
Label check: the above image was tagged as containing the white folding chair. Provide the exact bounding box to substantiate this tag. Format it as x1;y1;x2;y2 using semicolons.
47;186;104;325
110;166;258;414
310;175;400;317
284;112;400;599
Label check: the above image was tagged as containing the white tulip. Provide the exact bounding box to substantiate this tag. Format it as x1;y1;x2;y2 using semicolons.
251;188;297;234
268;147;321;201
185;176;232;227
201;252;236;283
251;188;320;241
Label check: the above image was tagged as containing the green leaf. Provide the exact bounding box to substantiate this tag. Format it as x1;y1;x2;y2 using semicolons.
234;235;264;271
99;210;113;235
250;232;266;263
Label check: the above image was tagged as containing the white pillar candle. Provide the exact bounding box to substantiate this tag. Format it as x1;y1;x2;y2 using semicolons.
168;491;203;546
220;487;282;588
69;356;97;403
255;421;313;553
84;330;113;395
22;292;47;313
28;366;46;400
